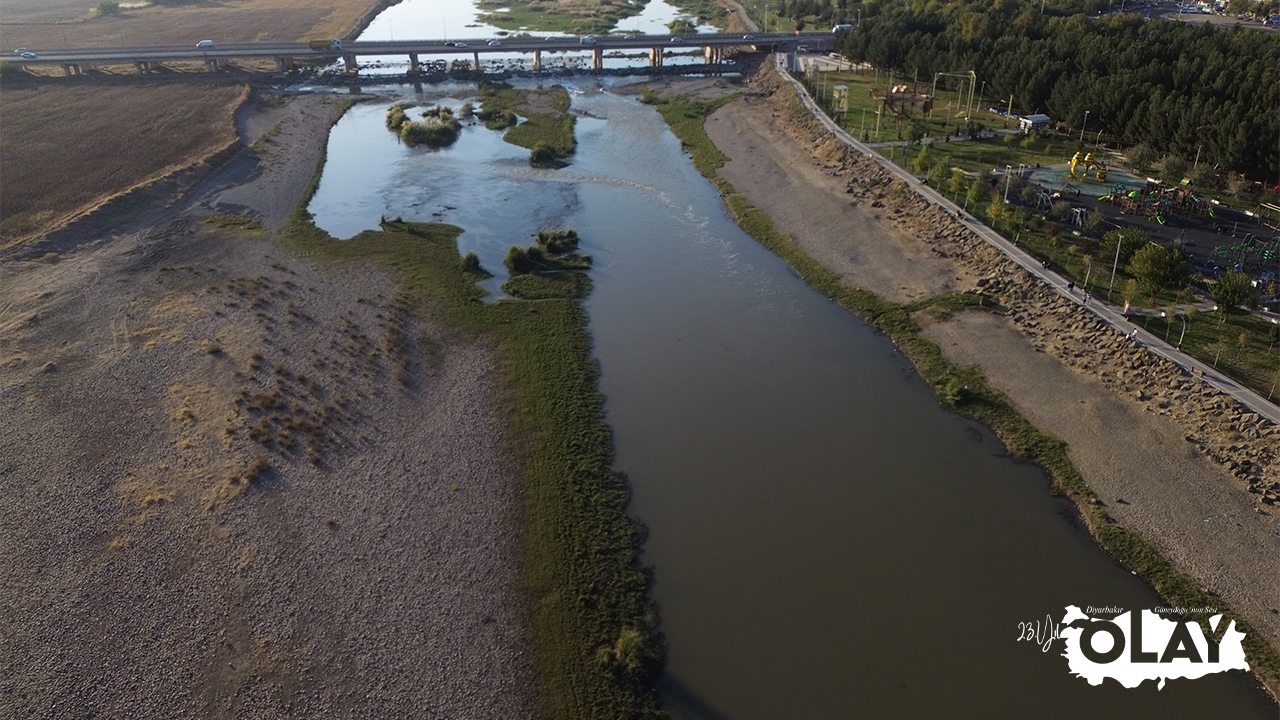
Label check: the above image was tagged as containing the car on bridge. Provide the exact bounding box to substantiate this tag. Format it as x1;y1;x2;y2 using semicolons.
20;52;37;59
195;40;213;48
742;35;755;40
488;39;502;46
580;35;596;44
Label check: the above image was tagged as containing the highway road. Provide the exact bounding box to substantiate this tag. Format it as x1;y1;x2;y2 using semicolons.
774;53;1280;425
6;32;832;65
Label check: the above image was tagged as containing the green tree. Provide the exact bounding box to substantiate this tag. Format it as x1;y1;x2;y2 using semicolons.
1102;226;1150;267
1083;209;1105;237
965;178;987;208
96;0;121;14
1127;143;1157;171
1155;154;1188;182
1188;163;1215;189
1019;133;1037;149
913;145;932;174
1211;271;1254;318
1126;243;1191;300
929;160;949;188
949;168;970;196
1226;172;1251;200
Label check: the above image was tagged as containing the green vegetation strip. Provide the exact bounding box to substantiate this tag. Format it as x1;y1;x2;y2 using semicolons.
284;155;660;718
653;91;1280;698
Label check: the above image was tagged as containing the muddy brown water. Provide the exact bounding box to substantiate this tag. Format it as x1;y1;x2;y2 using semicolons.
308;84;1275;718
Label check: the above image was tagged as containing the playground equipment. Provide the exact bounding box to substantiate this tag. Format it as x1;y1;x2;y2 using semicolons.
1102;179;1213;225
1211;234;1280;274
1069;152;1109;182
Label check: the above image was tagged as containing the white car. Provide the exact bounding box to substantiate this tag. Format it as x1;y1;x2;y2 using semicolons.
580;35;597;45
195;40;213;48
455;42;468;48
14;47;28;54
20;52;36;59
488;39;502;46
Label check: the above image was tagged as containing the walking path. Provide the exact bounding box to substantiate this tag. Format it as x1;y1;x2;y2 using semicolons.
773;53;1280;425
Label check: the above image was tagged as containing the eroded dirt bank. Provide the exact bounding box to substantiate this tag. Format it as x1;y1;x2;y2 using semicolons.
701;65;1280;693
0;92;534;718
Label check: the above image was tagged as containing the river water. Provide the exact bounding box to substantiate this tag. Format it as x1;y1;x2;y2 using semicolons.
307;82;1274;717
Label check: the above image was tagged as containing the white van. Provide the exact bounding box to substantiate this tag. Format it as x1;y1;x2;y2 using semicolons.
195;40;214;48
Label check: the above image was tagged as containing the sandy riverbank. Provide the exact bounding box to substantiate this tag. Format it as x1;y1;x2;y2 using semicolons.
0;91;534;717
696;65;1280;696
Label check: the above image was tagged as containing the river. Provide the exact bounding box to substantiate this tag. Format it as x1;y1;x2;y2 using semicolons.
307;82;1274;717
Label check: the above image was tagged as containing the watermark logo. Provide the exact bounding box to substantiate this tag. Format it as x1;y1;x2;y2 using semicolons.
1019;606;1251;690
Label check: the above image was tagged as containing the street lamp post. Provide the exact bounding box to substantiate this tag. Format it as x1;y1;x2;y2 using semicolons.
1004;164;1013;203
1079;110;1090;146
1108;228;1123;301
1095;128;1104;149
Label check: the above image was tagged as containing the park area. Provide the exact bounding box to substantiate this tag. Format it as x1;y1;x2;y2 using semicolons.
794;61;1280;401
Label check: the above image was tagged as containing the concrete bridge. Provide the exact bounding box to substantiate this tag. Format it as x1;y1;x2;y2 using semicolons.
7;32;836;76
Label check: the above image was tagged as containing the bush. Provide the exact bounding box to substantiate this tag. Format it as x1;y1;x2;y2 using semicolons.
460;251;485;274
0;61;26;81
536;229;579;254
530;142;557;167
399;107;462;148
385;103;410;130
96;0;121;14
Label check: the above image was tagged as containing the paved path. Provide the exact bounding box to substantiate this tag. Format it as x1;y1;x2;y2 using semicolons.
772;53;1280;425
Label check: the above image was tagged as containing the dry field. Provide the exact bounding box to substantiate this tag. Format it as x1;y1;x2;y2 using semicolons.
0;0;387;50
0;83;246;246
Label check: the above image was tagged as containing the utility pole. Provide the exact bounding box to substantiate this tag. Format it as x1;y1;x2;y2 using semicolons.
1194;143;1202;169
861;106;866;139
1079;109;1090;146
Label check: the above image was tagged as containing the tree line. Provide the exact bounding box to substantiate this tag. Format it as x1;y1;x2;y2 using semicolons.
837;2;1280;183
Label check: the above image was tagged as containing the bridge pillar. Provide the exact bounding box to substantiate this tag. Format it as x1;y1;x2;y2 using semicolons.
343;54;358;73
275;56;293;72
134;60;148;73
532;50;542;71
704;46;722;64
473;51;481;71
62;63;82;76
409;54;420;73
649;47;664;67
205;58;221;72
592;47;603;70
